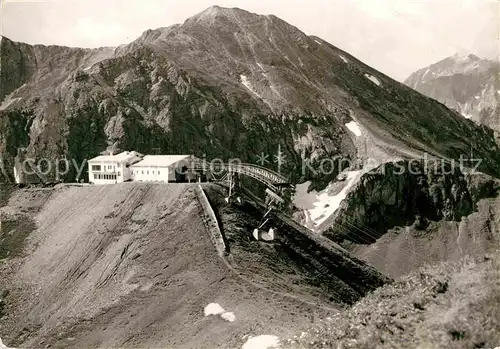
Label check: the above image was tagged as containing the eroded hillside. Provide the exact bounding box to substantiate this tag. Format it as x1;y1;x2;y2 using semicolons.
0;183;387;348
285;253;500;349
315;161;500;277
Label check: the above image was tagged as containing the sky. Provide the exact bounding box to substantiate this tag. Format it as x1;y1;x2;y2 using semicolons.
1;0;498;81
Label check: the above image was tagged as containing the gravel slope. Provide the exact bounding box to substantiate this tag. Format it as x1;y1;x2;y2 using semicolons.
285;252;500;349
0;183;386;348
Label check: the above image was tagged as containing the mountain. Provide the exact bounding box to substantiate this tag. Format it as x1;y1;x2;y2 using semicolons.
0;183;387;348
404;54;500;136
1;6;500;188
2;7;500;347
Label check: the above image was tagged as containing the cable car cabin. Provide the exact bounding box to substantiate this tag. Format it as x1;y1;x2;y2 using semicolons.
253;227;276;241
252;213;276;242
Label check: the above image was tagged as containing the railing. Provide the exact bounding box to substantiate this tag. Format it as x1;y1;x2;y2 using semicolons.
190;160;290;189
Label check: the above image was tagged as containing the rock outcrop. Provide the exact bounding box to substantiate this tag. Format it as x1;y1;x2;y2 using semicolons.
323;160;499;244
318;160;500;277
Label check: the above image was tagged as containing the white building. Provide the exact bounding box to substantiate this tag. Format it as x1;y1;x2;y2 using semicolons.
88;151;143;184
130;155;199;183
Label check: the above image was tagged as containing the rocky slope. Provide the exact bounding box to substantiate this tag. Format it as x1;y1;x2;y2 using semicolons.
316;161;500;277
0;183;387;348
285;253;500;349
405;54;500;136
1;7;500;187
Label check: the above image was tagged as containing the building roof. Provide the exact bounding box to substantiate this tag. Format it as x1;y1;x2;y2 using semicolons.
130;155;192;168
88;151;143;163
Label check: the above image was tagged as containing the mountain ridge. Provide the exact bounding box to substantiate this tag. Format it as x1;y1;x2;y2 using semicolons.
404;53;500;136
1;6;500;188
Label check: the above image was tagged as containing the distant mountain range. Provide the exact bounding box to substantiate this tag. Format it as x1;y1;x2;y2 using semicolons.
405;53;500;137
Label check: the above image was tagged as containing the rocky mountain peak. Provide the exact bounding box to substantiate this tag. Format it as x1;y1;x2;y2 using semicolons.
405;54;499;135
179;6;305;42
452;52;481;62
182;6;267;31
189;5;245;20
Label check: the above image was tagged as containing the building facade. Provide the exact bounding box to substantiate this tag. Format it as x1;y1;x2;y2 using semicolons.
88;151;143;184
130;155;199;183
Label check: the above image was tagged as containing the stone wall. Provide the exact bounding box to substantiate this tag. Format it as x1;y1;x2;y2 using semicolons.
195;184;227;257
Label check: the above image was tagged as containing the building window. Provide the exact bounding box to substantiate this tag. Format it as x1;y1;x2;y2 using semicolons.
147;171;149;175
91;165;101;171
118;172;121;177
158;171;160;175
142;170;144;174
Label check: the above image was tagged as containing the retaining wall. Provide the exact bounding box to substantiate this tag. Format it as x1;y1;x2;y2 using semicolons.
195;184;227;257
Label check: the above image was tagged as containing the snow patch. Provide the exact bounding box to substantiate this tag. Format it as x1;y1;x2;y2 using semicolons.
339;55;349;63
308;170;364;226
457;102;474;119
221;312;236;322
422;68;431;80
0;338;14;349
242;335;280;349
345;121;362;136
204;303;236;322
240;75;262;99
314;39;322;45
0;97;21;111
364;73;381;86
474;95;480;100
257;63;265;71
295;165;377;228
497;90;500;96
204;303;225;316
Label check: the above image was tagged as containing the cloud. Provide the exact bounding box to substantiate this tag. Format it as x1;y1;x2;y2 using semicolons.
75;16;124;44
3;0;67;2
351;0;395;19
350;0;423;20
